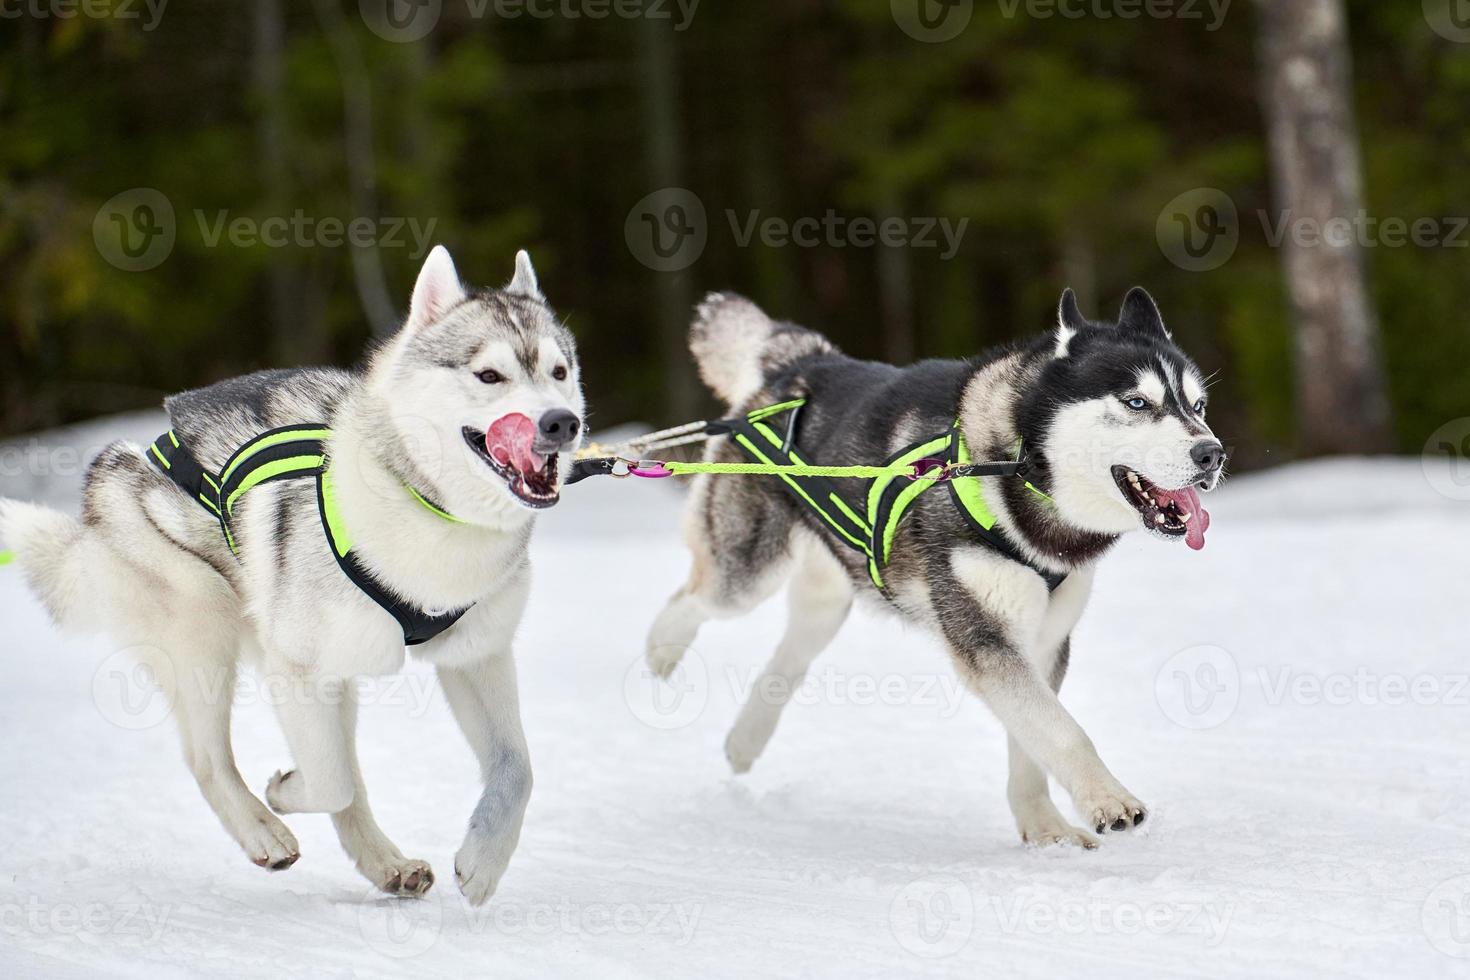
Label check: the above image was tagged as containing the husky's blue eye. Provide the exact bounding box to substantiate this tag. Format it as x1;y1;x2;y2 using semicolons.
476;369;505;385
1124;397;1149;411
1192;398;1206;415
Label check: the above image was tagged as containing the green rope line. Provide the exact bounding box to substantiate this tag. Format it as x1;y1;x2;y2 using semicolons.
662;460;917;479
0;550;14;566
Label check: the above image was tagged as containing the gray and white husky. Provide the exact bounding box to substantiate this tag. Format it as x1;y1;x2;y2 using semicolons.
0;246;584;900
647;287;1224;848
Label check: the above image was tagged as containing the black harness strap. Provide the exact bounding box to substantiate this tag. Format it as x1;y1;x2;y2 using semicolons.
148;427;472;647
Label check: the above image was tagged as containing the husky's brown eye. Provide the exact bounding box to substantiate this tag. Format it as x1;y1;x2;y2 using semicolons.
552;365;568;381
476;369;505;385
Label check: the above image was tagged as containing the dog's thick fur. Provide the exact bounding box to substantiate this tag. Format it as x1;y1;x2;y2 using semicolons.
0;247;584;901
648;287;1224;848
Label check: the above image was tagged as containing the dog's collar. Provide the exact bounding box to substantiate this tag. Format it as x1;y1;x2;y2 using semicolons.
403;483;467;525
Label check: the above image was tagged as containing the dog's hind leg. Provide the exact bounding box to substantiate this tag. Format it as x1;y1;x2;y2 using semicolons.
19;449;303;871
724;535;852;773
328;685;435;896
646;475;794;678
170;652;302;870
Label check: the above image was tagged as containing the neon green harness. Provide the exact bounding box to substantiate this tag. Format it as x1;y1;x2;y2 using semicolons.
713;400;1060;591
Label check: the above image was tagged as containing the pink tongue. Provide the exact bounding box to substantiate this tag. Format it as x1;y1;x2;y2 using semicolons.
486;413;545;474
1153;484;1211;551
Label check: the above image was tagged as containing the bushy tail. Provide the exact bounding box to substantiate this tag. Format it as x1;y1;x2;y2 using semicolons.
0;498;104;631
689;292;835;408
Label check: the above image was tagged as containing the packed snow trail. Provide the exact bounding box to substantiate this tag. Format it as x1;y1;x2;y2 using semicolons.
1;415;1467;978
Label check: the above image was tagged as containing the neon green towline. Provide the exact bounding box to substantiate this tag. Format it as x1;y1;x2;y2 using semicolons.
663;460;911;479
0;550;14;566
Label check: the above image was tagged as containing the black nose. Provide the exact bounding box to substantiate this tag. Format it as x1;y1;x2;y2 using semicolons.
1191;440;1226;473
538;409;581;445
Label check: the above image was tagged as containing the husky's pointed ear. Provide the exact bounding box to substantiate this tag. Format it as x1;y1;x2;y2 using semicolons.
1059;288;1093;331
1117;286;1170;340
407;245;466;333
508;249;543;300
1054;288;1089;357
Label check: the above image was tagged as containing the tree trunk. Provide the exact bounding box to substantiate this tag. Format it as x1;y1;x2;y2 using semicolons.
252;0;319;365
312;0;401;340
876;202;916;365
637;17;698;421
1257;0;1391;455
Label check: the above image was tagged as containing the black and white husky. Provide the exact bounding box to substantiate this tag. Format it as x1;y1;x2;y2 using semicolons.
647;287;1224;848
0;247;584;900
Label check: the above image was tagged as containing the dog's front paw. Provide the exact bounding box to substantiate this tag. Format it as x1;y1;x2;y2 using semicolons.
1071;781;1147;835
454;831;517;906
370;857;435;898
241;813;301;871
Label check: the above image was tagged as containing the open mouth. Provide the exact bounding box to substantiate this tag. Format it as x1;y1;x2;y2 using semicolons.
462;426;560;509
1111;466;1210;551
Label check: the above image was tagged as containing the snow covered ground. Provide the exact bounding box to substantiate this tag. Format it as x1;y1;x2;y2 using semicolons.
2;416;1469;978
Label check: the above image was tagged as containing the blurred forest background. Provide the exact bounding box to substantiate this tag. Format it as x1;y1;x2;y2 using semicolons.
0;0;1466;471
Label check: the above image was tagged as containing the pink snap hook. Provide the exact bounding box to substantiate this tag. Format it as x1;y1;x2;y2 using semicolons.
910;458;951;482
629;462;674;479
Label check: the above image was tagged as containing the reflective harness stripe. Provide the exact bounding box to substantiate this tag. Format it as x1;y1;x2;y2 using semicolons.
147;426;473;646
717;401;1066;593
